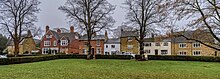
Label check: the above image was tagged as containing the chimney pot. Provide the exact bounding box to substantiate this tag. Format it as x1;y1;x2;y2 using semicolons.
70;26;74;33
57;28;61;34
46;25;49;33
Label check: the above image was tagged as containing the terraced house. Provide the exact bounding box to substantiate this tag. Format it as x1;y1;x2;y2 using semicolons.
78;32;108;55
171;30;219;56
120;30;139;55
40;26;80;54
144;37;172;55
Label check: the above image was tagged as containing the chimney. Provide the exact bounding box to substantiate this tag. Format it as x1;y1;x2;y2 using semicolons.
57;28;61;34
151;33;154;38
105;30;108;42
46;25;49;33
70;26;74;33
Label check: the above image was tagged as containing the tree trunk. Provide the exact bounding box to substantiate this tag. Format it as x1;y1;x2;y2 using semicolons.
87;35;93;60
139;41;147;61
14;39;19;57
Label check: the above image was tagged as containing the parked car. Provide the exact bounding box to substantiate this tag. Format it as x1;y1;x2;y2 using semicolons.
0;55;7;58
123;52;136;58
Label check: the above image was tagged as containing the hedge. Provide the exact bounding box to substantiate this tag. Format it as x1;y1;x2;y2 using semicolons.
96;55;132;59
135;55;220;62
0;55;132;65
2;55;220;65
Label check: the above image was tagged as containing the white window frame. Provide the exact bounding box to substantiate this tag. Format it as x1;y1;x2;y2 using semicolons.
145;50;151;54
96;40;100;46
161;50;168;55
163;42;168;46
54;41;57;46
111;45;116;48
61;40;68;46
179;43;187;48
178;51;187;56
193;50;201;56
145;42;151;47
127;45;133;49
155;42;160;46
193;42;201;48
83;49;87;54
46;35;52;38
96;47;101;54
44;41;51;46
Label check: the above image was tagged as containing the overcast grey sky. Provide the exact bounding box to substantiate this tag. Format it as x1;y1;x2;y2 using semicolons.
36;0;126;30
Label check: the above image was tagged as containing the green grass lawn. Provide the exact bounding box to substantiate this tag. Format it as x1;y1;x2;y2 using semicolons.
0;59;220;79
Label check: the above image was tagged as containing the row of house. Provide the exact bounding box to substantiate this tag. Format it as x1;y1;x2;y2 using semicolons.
5;26;220;56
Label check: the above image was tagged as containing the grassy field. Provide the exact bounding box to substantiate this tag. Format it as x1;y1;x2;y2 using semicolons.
0;59;220;79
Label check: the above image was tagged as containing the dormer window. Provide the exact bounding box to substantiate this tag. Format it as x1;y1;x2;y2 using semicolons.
61;40;68;46
128;37;132;42
46;35;52;38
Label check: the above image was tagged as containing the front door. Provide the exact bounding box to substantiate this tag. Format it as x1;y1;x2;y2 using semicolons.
91;48;95;55
155;50;158;55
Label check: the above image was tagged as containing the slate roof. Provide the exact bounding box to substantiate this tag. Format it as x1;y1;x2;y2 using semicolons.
143;38;171;42
105;38;120;44
80;35;105;40
6;30;33;46
47;30;79;42
171;30;214;43
121;31;138;37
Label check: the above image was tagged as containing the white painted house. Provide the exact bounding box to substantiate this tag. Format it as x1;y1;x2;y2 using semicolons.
144;38;172;55
104;38;120;55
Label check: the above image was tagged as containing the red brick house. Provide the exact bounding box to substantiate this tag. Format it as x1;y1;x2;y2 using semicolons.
79;32;108;55
40;26;80;54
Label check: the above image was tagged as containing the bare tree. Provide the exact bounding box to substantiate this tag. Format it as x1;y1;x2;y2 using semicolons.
0;0;40;56
171;0;220;51
123;0;171;60
59;0;115;59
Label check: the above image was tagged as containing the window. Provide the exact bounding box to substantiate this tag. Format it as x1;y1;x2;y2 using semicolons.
111;45;115;48
145;43;151;47
145;50;151;53
83;49;87;54
163;42;168;46
61;40;68;46
96;48;101;54
44;41;51;46
193;42;201;48
96;40;100;46
161;50;168;55
127;45;133;49
193;50;201;56
43;48;50;54
178;51;187;55
105;52;110;55
84;42;87;46
128;37;132;42
106;45;108;48
179;43;187;48
54;41;57;46
46;35;52;38
155;42;160;46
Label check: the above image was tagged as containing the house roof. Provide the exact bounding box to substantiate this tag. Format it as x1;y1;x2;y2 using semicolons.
171;30;214;43
121;31;138;37
105;38;120;44
47;30;79;42
6;30;33;46
80;35;105;40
